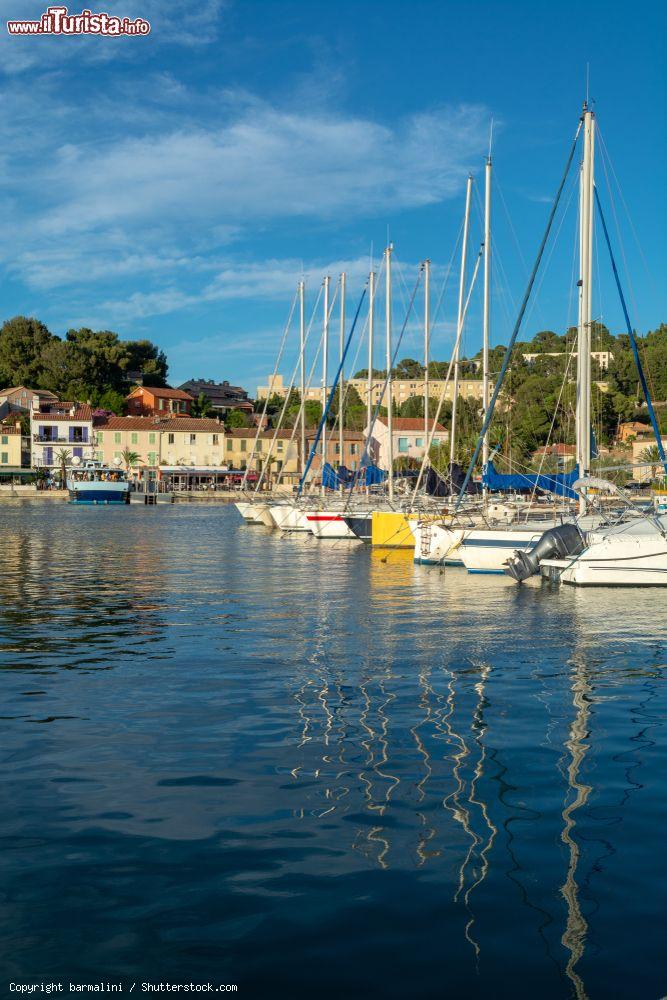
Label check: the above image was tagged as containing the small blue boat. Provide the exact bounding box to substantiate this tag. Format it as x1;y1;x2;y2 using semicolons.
67;459;130;505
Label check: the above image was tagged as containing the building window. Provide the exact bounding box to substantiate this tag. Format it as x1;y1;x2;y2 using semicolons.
95;451;103;462
1;452;7;464
189;434;196;445
350;444;357;455
335;443;340;454
277;441;283;451
114;451;122;460
227;440;233;451
114;432;121;444
131;432;138;445
97;432;104;443
398;437;409;453
148;452;156;466
149;433;156;445
256;440;262;452
168;433;174;444
415;437;424;448
240;440;247;452
212;434;219;445
1;435;7;445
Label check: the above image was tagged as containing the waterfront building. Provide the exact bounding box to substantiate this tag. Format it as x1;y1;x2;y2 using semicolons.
126;385;194;417
30;400;95;470
366;416;448;469
304;431;366;472
224;428;299;475
94;415;225;471
0;421;23;469
178;379;253;416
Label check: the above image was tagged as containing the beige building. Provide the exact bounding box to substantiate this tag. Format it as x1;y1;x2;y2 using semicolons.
522;350;614;370
224;428;300;475
94;416;225;471
0;422;23;469
366;416;448;469
256;374;323;403
257;373;486;406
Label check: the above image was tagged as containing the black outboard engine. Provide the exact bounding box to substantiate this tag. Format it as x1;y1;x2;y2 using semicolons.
505;523;586;582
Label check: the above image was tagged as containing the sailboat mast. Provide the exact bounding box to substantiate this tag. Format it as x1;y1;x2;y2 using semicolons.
339;271;346;480
423;259;430;448
385;244;394;502
299;280;306;476
322;275;330;494
482;155;492;495
576;106;595;512
450;175;473;468
367;270;375;443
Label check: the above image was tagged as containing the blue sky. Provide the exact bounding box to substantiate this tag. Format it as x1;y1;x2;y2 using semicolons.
0;0;665;393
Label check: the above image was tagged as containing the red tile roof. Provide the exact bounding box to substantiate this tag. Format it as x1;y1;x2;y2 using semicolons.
34;405;93;422
127;386;194;401
95;415;222;432
377;416;446;432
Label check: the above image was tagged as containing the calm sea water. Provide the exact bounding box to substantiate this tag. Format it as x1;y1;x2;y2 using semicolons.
0;502;665;999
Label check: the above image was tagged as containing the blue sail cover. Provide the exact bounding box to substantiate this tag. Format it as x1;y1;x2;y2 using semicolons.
322;463;386;489
482;461;580;499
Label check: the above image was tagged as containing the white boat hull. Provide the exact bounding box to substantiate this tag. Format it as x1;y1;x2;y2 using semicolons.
269;503;311;532
305;511;358;539
459;527;544;574
410;520;465;565
236;501;274;526
543;525;667;586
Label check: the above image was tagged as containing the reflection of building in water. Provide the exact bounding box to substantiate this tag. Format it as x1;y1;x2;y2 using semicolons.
559;658;592;1000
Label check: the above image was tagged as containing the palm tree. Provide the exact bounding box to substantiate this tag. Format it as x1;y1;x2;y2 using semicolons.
54;448;71;488
191;393;213;418
639;444;663;481
121;447;141;473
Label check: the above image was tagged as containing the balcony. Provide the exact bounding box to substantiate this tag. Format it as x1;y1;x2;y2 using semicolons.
33;434;94;445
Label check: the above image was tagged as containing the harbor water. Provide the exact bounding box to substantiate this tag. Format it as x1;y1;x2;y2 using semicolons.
1;503;665;998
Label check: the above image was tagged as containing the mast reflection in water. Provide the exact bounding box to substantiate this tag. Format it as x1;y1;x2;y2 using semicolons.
0;503;664;998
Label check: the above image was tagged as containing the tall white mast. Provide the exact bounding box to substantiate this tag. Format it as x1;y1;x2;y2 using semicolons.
385;244;394;502
482;153;492;495
423;259;430;449
450;175;473;468
367;270;375;442
339;271;346;480
322;275;330;494
299;280;306;476
576;105;595;512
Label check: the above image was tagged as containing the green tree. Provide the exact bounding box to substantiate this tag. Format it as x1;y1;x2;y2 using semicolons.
225;409;249;428
0;316;54;386
39;340;93;399
639;444;663;480
54;447;71;488
191;393;213;418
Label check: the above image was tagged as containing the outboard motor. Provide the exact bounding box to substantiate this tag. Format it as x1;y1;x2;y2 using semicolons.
505;523;586;582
